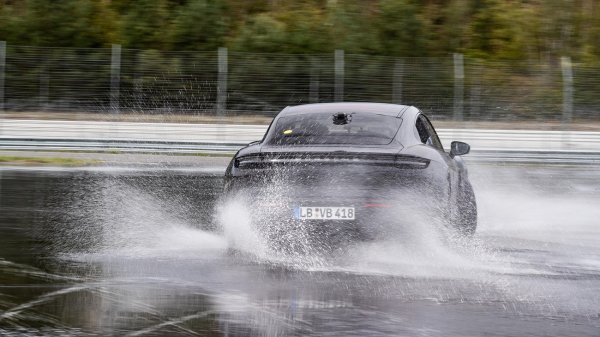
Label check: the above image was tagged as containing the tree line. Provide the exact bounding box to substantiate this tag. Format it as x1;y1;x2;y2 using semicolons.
1;0;599;62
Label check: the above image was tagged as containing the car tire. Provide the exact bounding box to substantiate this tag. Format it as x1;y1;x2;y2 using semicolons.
455;180;477;237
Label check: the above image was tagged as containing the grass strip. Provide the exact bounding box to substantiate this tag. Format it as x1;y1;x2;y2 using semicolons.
0;155;101;166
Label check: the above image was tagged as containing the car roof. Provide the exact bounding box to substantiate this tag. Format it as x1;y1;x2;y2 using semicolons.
279;102;414;118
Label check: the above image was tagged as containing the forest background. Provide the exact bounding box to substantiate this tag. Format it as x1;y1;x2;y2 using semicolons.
1;0;599;62
1;0;599;120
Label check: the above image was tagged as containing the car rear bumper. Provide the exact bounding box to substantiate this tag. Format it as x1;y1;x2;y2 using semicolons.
240;194;443;241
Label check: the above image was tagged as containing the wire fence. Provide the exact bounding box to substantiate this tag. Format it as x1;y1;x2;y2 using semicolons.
1;43;599;122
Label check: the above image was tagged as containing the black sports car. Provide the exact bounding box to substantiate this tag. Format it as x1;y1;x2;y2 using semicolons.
224;103;476;246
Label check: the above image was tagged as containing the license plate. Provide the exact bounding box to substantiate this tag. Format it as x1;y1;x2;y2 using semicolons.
294;207;355;220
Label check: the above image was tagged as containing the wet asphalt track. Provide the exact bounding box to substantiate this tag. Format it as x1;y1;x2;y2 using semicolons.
0;160;599;336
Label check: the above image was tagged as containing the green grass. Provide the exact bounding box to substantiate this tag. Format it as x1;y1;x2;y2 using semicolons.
49;149;234;157
0;155;101;166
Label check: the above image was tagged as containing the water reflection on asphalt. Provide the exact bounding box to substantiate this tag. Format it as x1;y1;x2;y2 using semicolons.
0;164;599;336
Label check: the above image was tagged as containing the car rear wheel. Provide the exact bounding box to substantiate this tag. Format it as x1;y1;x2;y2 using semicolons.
454;181;477;237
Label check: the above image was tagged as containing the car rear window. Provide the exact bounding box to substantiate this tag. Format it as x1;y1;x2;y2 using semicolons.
267;112;401;146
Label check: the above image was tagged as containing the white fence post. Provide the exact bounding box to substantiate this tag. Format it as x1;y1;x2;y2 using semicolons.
469;59;482;119
561;56;573;147
0;41;5;112
335;49;344;102
392;59;404;104
217;47;228;117
110;44;121;114
310;57;320;103
39;64;49;111
453;53;464;121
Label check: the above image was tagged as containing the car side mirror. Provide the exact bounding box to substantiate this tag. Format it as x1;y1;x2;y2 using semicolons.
450;141;470;158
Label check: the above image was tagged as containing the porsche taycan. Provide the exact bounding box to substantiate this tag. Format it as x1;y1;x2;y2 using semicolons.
224;103;477;245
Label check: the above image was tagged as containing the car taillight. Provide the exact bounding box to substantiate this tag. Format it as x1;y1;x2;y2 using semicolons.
235;153;430;170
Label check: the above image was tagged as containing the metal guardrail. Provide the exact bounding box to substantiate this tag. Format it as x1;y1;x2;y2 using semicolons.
2;139;599;165
1;120;600;164
3;120;600;150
